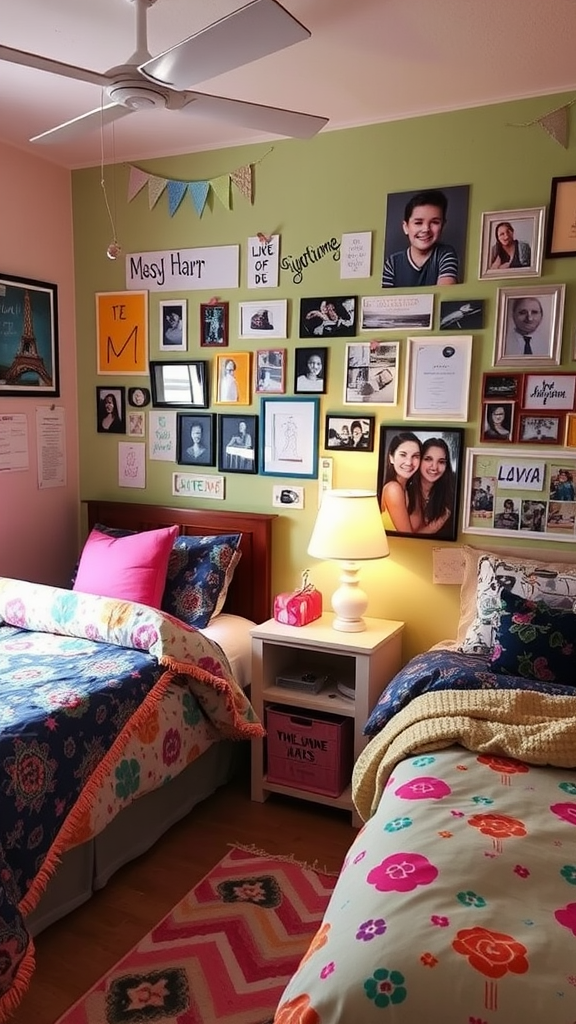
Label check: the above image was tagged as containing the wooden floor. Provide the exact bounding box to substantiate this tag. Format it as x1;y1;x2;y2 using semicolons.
10;761;356;1024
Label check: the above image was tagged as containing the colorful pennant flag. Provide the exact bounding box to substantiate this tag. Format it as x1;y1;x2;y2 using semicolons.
188;180;210;217
148;175;168;209
167;180;188;216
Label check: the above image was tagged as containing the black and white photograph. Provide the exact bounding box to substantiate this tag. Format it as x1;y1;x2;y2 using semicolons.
200;302;228;347
377;425;464;541
325;415;375;451
382;184;470;289
494;284;565;366
481;401;514;443
159;299;187;351
344;341;398;405
96;386;126;434
255;348;286;394
239;300;287;339
217;414;258;473
479;207;545;280
360;294;434;331
294;347;328;394
482;373;521;401
177;413;215;467
128;386;151;407
298;296;356;338
439;299;485;331
518;414;563;445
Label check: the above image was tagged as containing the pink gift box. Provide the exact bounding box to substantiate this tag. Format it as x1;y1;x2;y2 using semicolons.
273;586;322;627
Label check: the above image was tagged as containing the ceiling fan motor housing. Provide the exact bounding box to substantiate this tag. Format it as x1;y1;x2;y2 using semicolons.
107;77;168;110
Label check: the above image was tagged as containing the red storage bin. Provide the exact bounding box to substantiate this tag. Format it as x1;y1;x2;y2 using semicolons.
265;705;353;797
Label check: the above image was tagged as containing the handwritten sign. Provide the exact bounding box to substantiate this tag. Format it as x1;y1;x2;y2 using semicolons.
125;246;239;292
118;442;145;489
247;234;279;288
340;232;372;279
96;291;148;374
172;473;225;500
148;411;176;461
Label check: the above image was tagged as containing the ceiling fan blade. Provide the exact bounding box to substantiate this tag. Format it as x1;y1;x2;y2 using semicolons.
0;44;109;88
140;0;310;91
31;103;134;145
181;91;327;139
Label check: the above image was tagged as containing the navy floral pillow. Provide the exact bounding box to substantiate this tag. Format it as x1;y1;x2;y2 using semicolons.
490;588;576;683
161;534;242;629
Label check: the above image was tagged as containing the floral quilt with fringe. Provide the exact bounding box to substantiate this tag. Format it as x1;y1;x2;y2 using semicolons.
0;577;263;1023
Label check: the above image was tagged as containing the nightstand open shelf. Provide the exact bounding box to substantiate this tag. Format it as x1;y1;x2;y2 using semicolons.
250;614;404;825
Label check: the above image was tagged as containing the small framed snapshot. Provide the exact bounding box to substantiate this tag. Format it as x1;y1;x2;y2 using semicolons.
214;352;251;405
254;348;286;394
294;347;328;394
299;296;356;338
361;294;434;332
493;284;565;366
344;341;399;405
522;372;576;411
517;413;564;445
239;300;287;339
177;413;215;467
546;176;576;258
481;401;515;443
127;410;145;437
159;299;187;351
404;335;472;422
200;302;228;347
260;396;320;478
377;425;465;541
325;414;375;451
439;299;485;331
482;372;522;402
217;414;258;474
149;361;209;408
96;386;126;434
478;207;545;280
128;386;151;407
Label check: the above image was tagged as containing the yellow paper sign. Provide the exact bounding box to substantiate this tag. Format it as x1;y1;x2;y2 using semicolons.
96;291;148;374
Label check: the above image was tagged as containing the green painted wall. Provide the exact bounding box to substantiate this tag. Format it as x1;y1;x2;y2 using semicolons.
72;92;576;660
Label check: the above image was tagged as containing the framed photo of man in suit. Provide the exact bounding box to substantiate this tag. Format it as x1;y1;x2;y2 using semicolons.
494;284;565;367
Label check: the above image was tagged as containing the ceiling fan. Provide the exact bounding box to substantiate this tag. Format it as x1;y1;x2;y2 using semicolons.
0;0;328;145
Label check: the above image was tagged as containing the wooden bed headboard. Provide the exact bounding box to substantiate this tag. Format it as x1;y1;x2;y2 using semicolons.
85;501;276;624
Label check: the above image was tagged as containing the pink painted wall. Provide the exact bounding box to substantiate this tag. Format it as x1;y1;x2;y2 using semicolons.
0;141;79;586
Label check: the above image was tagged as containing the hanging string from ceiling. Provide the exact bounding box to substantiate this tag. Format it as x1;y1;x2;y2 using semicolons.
99;94;122;260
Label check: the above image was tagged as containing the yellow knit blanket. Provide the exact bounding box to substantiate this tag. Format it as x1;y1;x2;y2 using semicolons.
352;688;576;821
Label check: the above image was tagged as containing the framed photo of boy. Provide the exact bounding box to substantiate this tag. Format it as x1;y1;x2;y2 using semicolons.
294;347;328;394
159;299;187;351
254;348;286;394
177;413;215;466
478;207;545;280
325;415;375;451
299;296;356;338
381;184;470;289
217;414;258;474
200;302;228;347
377;425;464;541
493;284;565;367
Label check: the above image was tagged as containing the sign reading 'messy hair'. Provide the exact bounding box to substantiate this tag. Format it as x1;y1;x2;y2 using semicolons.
125;247;239;292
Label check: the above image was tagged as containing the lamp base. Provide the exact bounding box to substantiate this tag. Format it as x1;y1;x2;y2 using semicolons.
331;561;368;632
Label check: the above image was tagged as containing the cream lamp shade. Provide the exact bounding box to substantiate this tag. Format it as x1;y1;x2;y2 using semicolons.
307;489;389;632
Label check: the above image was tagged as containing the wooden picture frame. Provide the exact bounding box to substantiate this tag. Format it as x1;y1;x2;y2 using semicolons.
480;400;515;443
325;414;375;451
149;361;209;408
517;413;564;445
343;341;399;406
214;352;251;405
254;348;286;394
0;273;59;396
176;412;215;467
493;284;565;367
521;372;576;411
546;175;576;258
404;335;472;421
200;302;228;347
478;207;545;279
260;396;320;478
482;372;522;402
159;299;187;351
217;414;258;474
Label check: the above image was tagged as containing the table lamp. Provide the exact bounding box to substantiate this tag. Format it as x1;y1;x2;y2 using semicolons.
307;489;389;632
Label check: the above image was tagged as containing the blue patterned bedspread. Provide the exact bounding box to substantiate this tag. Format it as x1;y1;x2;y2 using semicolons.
364;648;576;738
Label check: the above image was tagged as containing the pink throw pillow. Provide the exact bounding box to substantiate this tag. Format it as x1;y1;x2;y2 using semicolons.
73;525;179;608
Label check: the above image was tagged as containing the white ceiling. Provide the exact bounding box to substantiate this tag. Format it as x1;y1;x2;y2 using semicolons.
1;0;575;170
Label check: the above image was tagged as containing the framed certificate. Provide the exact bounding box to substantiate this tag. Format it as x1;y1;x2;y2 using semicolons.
404;335;473;421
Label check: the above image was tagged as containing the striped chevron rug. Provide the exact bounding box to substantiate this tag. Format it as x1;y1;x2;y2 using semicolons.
55;845;336;1024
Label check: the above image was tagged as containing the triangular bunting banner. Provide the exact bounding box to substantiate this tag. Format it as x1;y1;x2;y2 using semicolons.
167;180;188;216
538;106;569;149
211;174;231;210
148;176;168;209
128;166;149;202
231;164;253;203
188;180;210;217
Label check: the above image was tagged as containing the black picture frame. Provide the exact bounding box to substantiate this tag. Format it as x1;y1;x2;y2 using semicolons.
545;175;576;258
217;414;258;474
299;296;356;338
96;386;126;434
0;272;60;397
149;360;209;408
324;414;375;451
377;424;465;541
294;347;328;394
200;302;229;347
177;413;215;466
439;299;485;331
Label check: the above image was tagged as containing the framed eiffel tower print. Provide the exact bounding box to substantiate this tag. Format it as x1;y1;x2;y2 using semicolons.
0;273;59;396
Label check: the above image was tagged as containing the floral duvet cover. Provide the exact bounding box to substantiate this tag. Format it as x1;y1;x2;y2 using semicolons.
0;577;263;1022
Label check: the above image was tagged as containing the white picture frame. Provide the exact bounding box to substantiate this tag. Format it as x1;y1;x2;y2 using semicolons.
360;294;434;332
343;341;399;405
478;206;546;280
159;299;187;351
404;335;472;422
239;300;288;339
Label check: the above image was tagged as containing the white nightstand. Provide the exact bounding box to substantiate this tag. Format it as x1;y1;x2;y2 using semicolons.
250;614;404;824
